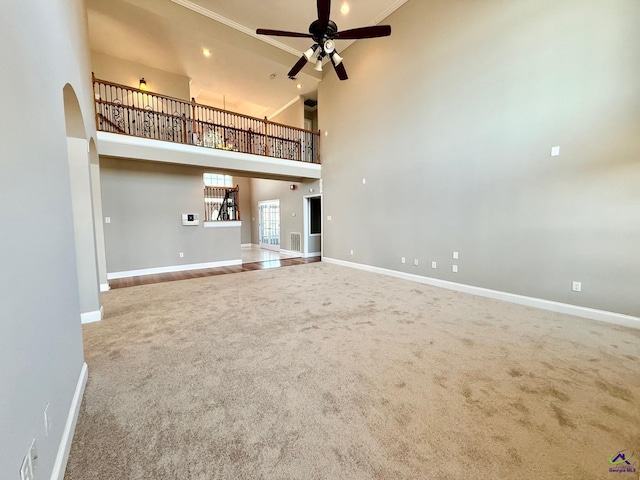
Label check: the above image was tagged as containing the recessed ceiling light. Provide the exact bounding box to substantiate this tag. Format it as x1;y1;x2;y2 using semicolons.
296;83;302;89
340;3;349;14
202;48;212;57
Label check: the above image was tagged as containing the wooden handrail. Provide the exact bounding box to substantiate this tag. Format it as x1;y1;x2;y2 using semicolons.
97;113;125;133
93;75;321;163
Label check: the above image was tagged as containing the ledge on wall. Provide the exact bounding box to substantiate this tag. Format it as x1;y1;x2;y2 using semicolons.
96;132;321;180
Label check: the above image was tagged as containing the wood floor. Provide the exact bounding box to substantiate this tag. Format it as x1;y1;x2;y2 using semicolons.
108;256;321;289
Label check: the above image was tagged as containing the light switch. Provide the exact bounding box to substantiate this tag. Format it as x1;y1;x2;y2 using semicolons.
105;217;111;224
551;146;560;157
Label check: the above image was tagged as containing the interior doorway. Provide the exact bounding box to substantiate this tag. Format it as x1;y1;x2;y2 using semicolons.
258;200;280;251
303;195;322;257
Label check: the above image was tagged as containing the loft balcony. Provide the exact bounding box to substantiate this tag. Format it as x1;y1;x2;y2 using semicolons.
93;76;321;179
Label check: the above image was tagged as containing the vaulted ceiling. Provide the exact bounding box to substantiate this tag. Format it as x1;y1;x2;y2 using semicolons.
86;0;407;117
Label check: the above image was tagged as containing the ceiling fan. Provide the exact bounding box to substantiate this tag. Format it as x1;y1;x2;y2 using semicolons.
256;0;391;81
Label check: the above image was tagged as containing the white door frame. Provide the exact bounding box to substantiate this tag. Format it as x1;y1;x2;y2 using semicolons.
303;194;323;258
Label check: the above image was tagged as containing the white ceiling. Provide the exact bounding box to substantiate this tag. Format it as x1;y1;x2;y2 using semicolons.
87;0;407;117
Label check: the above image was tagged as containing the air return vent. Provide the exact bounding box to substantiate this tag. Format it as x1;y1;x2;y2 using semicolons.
304;99;318;108
290;232;302;253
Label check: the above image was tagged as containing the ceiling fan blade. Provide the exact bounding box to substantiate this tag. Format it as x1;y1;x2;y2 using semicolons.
256;28;313;38
288;55;309;78
331;56;348;81
317;0;331;30
334;25;391;40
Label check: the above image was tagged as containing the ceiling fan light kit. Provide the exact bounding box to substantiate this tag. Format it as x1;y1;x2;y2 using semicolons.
256;0;391;81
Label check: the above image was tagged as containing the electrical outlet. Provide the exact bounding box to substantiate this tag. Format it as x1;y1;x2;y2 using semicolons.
349;250;354;256
431;261;437;269
327;215;332;221
179;252;184;258
401;257;405;264
572;281;582;292
453;251;459;259
413;259;419;266
452;265;458;273
104;217;111;224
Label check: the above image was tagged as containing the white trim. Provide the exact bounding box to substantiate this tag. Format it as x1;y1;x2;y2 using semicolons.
203;221;242;228
322;257;640;330
280;249;303;257
99;283;110;292
96;132;322;178
305;251;321;258
268;96;302;121
107;259;242;280
80;306;103;324
170;0;301;57
371;0;410;24
50;362;88;480
241;243;254;248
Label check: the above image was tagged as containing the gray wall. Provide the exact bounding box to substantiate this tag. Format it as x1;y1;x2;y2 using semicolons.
250;179;321;253
0;0;94;476
235;176;253;245
319;0;640;317
271;97;305;129
101;158;244;273
92;51;191;101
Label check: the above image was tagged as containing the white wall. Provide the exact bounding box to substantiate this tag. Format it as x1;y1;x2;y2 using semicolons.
0;0;96;476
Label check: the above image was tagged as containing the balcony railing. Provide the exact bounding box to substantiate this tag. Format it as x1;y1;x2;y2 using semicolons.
93;75;320;164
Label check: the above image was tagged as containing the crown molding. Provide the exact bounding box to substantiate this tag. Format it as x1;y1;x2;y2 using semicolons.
171;0;302;57
371;0;409;25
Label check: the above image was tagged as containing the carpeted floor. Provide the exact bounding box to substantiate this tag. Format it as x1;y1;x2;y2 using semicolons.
65;263;640;479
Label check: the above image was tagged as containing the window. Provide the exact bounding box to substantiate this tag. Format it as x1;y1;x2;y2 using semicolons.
203;173;232;187
203;173;238;221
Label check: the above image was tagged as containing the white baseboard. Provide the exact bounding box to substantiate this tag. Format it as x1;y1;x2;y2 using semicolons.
241;243;254;248
80;306;103;324
322;257;640;330
305;251;321;258
280;249;303;257
107;259;242;280
99;283;111;292
50;362;88;480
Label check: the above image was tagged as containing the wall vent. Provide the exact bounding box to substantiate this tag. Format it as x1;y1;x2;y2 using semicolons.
290;232;302;253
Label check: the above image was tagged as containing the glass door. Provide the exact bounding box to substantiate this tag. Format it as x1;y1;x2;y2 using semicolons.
258;200;280;251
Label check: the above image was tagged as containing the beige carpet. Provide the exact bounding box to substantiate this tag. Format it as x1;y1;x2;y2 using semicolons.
65;263;640;479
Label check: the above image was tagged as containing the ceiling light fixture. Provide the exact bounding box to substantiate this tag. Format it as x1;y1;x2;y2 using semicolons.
202;48;212;57
296;83;302;89
331;51;343;66
324;39;335;54
314;57;323;72
340;3;350;14
303;44;319;62
138;77;147;90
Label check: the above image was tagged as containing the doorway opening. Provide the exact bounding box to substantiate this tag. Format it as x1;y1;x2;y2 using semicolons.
303;195;322;257
258;200;280;251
